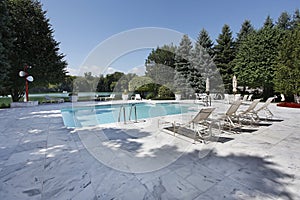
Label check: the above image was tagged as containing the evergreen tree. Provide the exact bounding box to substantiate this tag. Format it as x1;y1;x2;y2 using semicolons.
276;11;291;30
196;28;214;56
6;0;67;102
214;24;235;92
190;41;218;93
233;24;283;100
174;34;193;96
274;26;300;99
291;9;300;29
263;15;274;28
0;0;13;94
236;20;254;47
175;34;193;78
96;75;108;92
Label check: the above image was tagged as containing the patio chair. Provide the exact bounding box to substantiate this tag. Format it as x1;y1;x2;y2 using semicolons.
237;99;261;125
242;95;248;102
280;94;285;102
216;100;242;132
105;93;115;101
294;94;300;104
195;93;210;106
163;107;216;143
234;94;241;101
224;94;232;104
253;97;275;120
134;94;142;100
247;94;253;101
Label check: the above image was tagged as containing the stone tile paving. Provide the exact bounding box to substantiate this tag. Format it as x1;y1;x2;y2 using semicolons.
0;101;299;199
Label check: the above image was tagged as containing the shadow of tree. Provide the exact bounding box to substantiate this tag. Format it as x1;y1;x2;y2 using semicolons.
193;150;295;199
74;126;296;199
100;127;150;152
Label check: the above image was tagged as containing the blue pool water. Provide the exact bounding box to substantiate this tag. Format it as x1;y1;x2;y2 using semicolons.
61;103;190;128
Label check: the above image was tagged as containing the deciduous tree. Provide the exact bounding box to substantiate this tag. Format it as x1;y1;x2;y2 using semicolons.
145;44;176;86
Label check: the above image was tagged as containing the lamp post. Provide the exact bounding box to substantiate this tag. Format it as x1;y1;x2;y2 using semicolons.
19;65;34;102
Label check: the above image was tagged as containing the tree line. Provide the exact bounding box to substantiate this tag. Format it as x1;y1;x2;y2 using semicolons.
56;9;300;101
145;10;300;101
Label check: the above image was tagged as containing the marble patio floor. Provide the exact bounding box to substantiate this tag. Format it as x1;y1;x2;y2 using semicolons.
0;100;299;200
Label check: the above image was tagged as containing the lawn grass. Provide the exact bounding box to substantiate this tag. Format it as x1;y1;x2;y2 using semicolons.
0;95;96;108
0;96;67;108
0;97;11;108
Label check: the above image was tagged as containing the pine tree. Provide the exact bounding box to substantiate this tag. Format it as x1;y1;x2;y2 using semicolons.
174;35;193;96
214;24;235;92
190;42;218;93
233;24;282;100
274;26;300;99
236;20;254;47
196;28;214;56
263;15;274;28
175;34;192;78
291;9;300;29
0;0;13;94
6;0;67;102
276;11;291;30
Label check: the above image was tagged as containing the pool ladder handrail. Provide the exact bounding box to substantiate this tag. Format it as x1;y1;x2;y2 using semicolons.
118;104;137;124
118;105;126;124
129;103;137;123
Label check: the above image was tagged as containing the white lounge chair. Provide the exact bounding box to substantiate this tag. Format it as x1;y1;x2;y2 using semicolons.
242;95;248;102
237;99;261;125
105;93;115;101
280;94;285;102
224;94;231;104
134;94;142;100
175;107;216;143
195;93;210;106
234;94;241;101
253;97;275;120
294;94;300;104
160;107;216;143
247;94;253;101
216;100;242;132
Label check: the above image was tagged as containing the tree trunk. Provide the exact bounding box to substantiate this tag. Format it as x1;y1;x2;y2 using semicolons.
242;85;246;94
11;89;23;102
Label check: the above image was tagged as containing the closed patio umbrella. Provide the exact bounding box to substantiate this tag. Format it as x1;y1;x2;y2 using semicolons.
205;77;211;106
232;75;237;94
206;77;210;94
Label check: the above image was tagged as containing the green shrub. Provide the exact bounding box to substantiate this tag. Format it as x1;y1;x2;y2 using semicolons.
158;86;174;98
0;103;9;108
152;96;175;100
146;92;156;99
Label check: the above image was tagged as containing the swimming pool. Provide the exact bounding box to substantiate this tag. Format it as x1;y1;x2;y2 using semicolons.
61;102;191;128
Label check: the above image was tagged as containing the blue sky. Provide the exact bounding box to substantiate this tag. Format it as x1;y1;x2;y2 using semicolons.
40;0;299;76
